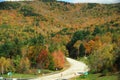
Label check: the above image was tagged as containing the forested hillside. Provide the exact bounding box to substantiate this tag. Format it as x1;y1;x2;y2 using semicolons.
0;0;120;75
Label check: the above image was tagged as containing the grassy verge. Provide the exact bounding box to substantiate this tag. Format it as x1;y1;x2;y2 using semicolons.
71;73;119;80
2;73;38;79
39;60;70;76
1;60;70;79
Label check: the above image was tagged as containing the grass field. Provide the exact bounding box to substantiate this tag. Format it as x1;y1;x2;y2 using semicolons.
71;73;119;80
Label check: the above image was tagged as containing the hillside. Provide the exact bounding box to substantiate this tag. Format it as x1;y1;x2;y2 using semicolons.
0;0;120;76
0;0;119;41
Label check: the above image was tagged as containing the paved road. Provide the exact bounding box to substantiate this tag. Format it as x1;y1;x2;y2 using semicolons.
31;58;89;80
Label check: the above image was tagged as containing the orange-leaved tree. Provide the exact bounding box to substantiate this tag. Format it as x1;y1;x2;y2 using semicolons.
52;50;65;69
84;40;95;55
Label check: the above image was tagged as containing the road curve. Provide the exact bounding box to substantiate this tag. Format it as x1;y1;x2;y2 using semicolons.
31;58;89;80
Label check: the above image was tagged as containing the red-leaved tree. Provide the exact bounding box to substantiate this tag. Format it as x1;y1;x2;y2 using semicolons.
37;50;50;69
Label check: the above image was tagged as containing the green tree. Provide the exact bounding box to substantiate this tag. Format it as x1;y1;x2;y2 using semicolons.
79;43;85;57
13;55;21;72
0;42;13;58
0;2;21;10
48;54;55;70
12;37;21;57
28;34;45;46
72;30;85;42
20;5;38;16
92;27;102;36
66;30;86;58
48;43;59;53
87;3;97;9
0;38;21;58
89;44;114;74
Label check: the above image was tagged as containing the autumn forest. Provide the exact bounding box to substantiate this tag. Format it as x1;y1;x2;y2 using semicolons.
0;0;120;78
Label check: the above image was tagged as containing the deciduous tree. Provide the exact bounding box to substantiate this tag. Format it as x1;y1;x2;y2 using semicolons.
52;50;65;69
0;57;13;74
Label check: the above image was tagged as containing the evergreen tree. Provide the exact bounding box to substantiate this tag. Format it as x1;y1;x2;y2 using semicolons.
79;43;85;57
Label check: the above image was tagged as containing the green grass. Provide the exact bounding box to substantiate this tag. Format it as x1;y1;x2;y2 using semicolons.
2;69;54;79
2;73;38;79
71;73;119;80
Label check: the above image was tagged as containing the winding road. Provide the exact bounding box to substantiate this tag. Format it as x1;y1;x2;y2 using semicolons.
31;58;89;80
